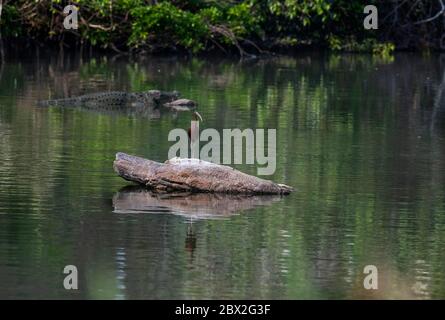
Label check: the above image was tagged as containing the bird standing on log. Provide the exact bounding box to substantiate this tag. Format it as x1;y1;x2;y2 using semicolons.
189;111;203;159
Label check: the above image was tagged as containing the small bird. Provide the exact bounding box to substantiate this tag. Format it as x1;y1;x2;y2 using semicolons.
188;111;203;159
188;111;203;139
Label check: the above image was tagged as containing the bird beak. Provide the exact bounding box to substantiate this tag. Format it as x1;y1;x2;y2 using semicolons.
194;111;203;122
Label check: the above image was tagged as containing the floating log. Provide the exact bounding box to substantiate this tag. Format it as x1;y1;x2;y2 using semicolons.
113;152;293;195
113;186;284;219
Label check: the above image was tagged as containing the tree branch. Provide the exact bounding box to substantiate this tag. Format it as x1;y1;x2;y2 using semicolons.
413;0;445;24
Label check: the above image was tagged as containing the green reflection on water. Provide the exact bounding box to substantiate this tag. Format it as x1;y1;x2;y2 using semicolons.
0;53;444;299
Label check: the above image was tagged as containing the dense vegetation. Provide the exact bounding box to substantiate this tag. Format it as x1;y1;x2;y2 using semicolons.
0;0;444;55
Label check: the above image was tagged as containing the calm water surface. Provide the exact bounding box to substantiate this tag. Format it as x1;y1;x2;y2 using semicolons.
0;52;444;299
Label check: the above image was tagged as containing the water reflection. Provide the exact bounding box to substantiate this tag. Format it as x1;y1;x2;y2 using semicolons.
431;68;445;132
113;186;287;269
37;98;195;120
0;52;445;299
112;186;284;219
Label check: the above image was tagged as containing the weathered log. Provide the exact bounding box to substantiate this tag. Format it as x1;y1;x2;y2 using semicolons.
113;186;284;219
113;152;293;194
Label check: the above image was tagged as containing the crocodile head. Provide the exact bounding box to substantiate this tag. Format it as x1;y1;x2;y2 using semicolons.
161;90;180;103
145;90;162;101
141;90;180;105
137;90;181;106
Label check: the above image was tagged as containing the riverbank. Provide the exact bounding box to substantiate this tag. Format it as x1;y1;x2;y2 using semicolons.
2;1;445;59
3;0;441;58
0;36;397;64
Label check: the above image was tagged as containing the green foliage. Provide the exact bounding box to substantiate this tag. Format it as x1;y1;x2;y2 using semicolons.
75;0;145;47
262;0;333;35
328;35;343;51
226;3;259;37
372;42;395;57
0;4;23;37
328;36;395;57
0;0;398;55
199;7;224;24
129;2;209;52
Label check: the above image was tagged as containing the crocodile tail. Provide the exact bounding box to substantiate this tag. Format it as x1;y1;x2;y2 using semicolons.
37;97;79;107
37;99;57;107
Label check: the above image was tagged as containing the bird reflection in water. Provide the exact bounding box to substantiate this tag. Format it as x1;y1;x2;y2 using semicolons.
112;186;285;263
185;222;197;263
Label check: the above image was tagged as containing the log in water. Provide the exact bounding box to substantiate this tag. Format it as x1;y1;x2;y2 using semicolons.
113;152;293;194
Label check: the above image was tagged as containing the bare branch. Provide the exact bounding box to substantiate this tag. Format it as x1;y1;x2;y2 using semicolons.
413;0;445;24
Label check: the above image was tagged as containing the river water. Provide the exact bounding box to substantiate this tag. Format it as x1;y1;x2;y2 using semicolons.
0;52;444;299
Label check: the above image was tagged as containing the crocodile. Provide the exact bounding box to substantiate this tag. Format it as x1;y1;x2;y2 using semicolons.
37;90;180;109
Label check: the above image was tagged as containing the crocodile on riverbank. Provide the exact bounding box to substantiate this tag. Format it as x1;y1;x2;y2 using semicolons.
37;90;180;109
